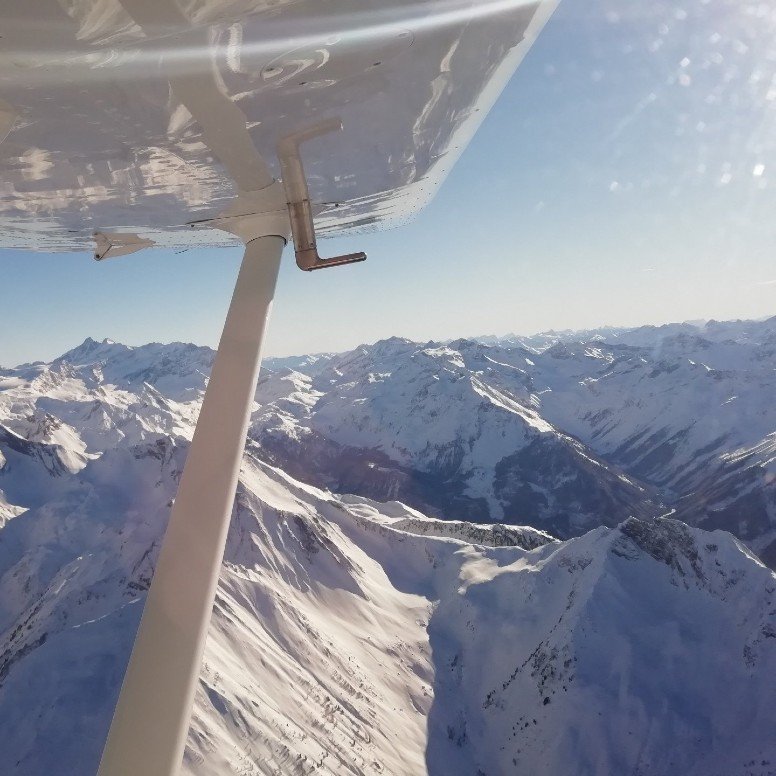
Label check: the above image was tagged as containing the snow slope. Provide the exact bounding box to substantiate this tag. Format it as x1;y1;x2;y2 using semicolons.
0;432;774;776
4;320;776;561
257;339;659;538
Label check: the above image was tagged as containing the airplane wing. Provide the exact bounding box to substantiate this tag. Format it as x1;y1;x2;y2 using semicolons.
0;4;562;773
0;0;558;252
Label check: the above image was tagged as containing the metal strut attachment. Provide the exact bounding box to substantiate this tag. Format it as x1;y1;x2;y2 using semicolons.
93;231;155;261
277;119;366;272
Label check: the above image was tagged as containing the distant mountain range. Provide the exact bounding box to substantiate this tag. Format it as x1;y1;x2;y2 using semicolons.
0;318;775;774
257;317;776;567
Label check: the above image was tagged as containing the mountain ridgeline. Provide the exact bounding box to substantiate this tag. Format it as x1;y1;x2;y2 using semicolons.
0;320;775;774
257;318;776;567
2;318;776;566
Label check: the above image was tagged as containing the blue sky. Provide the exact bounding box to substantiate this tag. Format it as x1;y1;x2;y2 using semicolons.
1;0;774;366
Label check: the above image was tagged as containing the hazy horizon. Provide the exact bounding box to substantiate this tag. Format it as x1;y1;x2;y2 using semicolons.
2;0;774;367
4;310;775;368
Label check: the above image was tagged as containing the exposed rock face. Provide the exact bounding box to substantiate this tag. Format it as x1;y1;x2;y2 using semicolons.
615;517;706;580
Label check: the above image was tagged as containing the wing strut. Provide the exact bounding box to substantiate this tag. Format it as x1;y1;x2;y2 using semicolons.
98;232;285;775
98;118;365;772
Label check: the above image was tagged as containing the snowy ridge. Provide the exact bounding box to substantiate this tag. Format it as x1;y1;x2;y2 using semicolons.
1;327;776;773
3;320;776;563
256;319;776;564
0;321;776;776
430;516;776;776
0;434;773;775
471;316;776;351
256;336;660;538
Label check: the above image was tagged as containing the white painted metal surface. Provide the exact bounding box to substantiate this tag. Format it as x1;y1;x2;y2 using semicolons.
0;0;559;252
97;235;285;776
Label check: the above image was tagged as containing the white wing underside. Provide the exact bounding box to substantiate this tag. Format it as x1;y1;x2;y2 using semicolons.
0;0;558;253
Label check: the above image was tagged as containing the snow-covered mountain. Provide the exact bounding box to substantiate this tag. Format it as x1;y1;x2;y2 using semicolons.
257;318;776;566
3;317;776;562
1;320;776;775
0;434;774;775
255;338;659;540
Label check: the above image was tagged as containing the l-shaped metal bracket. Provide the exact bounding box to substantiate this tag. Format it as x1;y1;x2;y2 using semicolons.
277;119;366;272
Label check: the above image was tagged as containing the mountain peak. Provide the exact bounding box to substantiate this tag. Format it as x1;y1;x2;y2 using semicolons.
54;337;129;366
